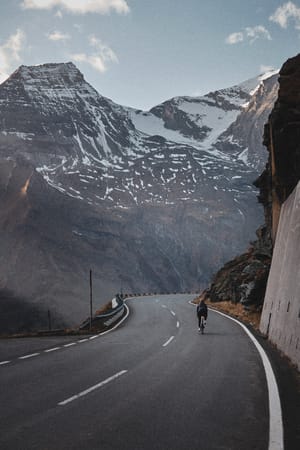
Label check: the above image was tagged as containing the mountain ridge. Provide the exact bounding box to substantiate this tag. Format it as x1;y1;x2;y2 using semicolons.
0;62;279;332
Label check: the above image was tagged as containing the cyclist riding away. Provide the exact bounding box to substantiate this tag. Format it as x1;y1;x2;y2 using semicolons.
197;299;208;331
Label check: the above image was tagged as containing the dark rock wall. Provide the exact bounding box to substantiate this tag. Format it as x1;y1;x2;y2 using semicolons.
200;54;300;308
259;55;300;240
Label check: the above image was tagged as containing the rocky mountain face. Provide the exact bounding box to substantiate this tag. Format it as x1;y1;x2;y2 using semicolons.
199;54;300;309
215;73;279;172
0;62;278;332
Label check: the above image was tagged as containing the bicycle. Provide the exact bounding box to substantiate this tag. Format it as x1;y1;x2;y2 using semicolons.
199;316;206;334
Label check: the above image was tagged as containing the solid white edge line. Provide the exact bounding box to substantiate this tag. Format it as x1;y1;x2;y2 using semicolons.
18;353;40;360
64;343;77;347
163;336;175;347
211;309;284;450
0;360;11;365
58;370;128;406
78;338;89;343
98;303;130;337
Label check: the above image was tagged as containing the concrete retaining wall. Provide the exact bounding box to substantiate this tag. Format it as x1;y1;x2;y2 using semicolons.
260;181;300;371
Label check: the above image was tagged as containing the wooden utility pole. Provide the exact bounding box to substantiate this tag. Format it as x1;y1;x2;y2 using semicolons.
48;309;52;331
89;269;93;331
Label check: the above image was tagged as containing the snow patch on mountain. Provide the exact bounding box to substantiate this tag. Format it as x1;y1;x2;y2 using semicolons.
249;69;279;96
0;62;278;211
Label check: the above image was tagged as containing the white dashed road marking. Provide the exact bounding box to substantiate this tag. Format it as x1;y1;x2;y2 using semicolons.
162;336;175;347
44;347;61;353
18;353;40;360
58;370;128;406
2;302;128;366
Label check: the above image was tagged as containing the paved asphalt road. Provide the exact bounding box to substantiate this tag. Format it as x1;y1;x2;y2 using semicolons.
0;295;269;450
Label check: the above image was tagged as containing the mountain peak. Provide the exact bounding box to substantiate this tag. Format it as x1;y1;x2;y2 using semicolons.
17;61;79;74
10;62;85;85
0;61;99;112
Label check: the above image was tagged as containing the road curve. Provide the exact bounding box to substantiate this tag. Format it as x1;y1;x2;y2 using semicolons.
0;294;270;450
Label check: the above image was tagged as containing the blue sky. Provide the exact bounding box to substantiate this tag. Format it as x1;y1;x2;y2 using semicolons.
0;0;299;110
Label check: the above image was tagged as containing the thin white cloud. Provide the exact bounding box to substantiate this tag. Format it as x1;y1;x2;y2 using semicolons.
226;32;244;44
47;30;70;41
225;25;271;44
0;29;25;78
270;1;300;29
21;0;130;15
89;35;118;63
260;64;275;73
72;53;106;72
71;36;118;73
245;26;271;43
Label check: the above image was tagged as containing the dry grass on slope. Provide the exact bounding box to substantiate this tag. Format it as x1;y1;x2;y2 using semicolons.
194;297;261;330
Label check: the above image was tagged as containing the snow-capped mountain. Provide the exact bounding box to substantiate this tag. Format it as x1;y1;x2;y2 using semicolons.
0;63;279;331
0;63;277;207
129;70;278;160
131;77;255;147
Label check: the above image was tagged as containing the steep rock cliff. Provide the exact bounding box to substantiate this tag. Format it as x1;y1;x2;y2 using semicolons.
199;54;300;308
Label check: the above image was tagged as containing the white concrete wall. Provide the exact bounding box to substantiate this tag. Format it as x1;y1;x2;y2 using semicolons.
260;181;300;371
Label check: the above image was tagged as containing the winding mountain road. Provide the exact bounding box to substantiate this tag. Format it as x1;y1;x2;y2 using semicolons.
0;295;274;449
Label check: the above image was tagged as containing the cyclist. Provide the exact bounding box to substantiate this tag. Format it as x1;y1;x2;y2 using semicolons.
197;299;208;331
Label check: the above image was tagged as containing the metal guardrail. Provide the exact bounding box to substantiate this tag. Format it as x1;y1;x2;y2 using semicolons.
79;295;125;330
94;295;124;319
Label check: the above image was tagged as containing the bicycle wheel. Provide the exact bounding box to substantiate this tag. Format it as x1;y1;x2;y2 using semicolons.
200;317;205;334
